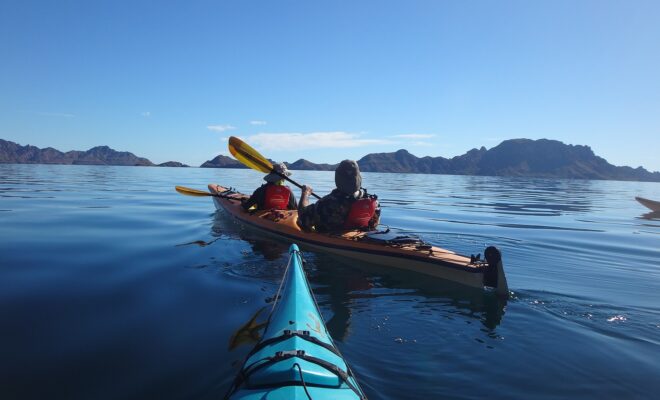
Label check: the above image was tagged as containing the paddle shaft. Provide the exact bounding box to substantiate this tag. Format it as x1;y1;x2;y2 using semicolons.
175;186;242;201
276;171;321;200
212;193;240;201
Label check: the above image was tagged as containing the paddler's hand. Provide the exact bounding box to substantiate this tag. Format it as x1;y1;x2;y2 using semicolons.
301;185;313;196
298;185;313;209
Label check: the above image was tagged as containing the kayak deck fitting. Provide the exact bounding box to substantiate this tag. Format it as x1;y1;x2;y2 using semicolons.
209;184;509;296
225;244;367;399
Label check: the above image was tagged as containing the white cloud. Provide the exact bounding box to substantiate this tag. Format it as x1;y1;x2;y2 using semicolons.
141;111;151;117
250;120;267;125
246;132;393;151
391;133;436;139
207;124;236;132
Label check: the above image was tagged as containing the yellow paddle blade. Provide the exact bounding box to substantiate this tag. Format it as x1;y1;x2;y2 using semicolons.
175;186;213;197
228;136;273;173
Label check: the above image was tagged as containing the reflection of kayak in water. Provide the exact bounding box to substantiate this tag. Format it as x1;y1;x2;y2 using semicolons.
225;244;367;399
636;196;660;212
209;184;509;297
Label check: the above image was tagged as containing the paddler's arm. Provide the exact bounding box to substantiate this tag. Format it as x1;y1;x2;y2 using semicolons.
241;196;257;211
298;185;313;209
368;201;381;229
242;185;265;211
297;189;318;231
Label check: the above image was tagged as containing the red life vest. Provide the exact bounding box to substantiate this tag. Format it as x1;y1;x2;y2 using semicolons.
344;197;378;229
264;185;291;210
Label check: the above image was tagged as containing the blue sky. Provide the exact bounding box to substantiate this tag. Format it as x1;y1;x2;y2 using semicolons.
1;0;659;170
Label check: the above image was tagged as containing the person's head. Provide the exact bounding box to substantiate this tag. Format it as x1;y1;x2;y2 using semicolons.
263;163;291;184
335;160;362;195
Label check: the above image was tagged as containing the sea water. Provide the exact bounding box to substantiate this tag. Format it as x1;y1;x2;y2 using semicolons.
1;164;659;399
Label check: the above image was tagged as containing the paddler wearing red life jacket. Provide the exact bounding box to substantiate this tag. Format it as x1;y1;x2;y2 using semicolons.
241;163;297;211
298;160;380;233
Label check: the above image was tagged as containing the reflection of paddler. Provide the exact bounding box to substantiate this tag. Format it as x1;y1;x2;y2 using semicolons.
323;283;360;342
244;238;288;261
228;307;267;350
311;255;373;342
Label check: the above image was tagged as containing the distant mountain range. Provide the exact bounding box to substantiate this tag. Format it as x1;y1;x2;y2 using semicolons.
0;139;188;167
354;139;660;182
2;138;658;181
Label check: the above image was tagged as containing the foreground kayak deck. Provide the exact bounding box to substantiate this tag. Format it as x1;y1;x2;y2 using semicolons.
635;196;660;212
209;184;508;296
226;244;366;399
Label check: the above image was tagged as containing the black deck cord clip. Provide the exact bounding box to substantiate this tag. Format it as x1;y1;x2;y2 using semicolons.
284;329;310;336
275;350;305;357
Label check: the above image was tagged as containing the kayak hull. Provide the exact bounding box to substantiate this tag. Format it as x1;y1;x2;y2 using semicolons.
636;196;660;212
226;244;366;399
209;184;508;296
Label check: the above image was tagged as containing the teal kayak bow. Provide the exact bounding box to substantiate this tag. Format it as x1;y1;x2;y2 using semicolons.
225;244;367;399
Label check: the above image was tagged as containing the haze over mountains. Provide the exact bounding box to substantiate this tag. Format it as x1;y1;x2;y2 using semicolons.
2;138;659;182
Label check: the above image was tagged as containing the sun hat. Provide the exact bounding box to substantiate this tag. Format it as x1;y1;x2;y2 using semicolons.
264;163;291;183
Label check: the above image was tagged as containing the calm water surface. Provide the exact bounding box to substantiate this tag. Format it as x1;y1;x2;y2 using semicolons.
1;164;659;399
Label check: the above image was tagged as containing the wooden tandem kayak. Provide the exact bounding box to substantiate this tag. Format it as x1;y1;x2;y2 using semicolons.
209;184;509;297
